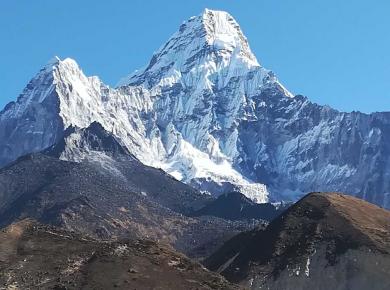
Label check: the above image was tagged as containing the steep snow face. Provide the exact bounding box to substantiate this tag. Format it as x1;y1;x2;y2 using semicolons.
115;9;296;202
0;58;64;165
235;91;390;207
118;9;261;87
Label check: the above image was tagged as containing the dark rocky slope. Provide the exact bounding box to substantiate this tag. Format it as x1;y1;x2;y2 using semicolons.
192;191;288;221
0;122;281;259
0;152;256;259
205;192;390;289
0;219;239;289
0;117;287;289
43;121;209;215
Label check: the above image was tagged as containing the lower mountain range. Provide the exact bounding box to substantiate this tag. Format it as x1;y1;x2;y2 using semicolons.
0;122;273;259
0;120;389;289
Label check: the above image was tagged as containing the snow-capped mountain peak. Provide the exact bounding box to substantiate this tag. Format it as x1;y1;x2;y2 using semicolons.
12;56;92;113
0;11;293;204
42;56;80;76
44;55;61;69
201;8;258;65
117;8;263;88
1;56;72;120
2;10;389;208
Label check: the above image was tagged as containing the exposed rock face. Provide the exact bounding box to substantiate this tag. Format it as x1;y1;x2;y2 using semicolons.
0;219;239;289
204;192;390;289
45;121;133;159
0;9;390;207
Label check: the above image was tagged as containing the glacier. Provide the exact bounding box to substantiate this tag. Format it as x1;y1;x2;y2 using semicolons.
0;9;390;207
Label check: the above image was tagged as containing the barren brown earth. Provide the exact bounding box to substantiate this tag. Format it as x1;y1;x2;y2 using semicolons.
0;219;239;289
205;192;390;289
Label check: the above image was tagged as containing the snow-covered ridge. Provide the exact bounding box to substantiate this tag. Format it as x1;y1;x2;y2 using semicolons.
0;48;271;202
0;9;280;203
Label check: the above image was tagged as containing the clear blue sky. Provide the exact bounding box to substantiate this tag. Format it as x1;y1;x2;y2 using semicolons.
1;0;389;113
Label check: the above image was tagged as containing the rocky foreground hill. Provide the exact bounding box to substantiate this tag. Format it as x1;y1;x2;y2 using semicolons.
1;192;389;289
0;219;238;289
205;192;390;289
